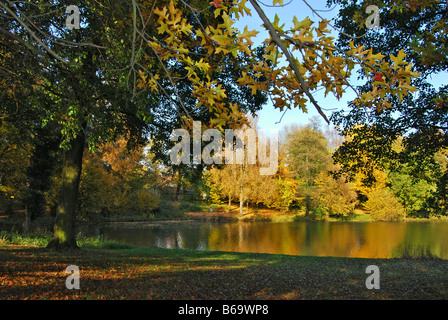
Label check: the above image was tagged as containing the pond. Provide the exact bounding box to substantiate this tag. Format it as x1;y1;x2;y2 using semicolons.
83;220;448;259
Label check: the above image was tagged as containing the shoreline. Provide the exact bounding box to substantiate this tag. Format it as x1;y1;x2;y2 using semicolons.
2;207;448;233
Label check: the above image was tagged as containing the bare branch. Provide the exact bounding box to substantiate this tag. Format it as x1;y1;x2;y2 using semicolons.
0;1;82;66
301;0;368;40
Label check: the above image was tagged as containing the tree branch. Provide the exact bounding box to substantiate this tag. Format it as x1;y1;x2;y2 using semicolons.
248;0;329;124
0;1;81;66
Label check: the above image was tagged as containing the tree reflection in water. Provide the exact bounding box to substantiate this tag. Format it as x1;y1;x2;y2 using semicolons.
85;221;448;259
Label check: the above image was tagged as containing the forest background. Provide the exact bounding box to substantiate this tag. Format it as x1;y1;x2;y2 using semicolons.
1;0;447;236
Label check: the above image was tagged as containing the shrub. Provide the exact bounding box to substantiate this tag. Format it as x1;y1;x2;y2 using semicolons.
365;187;406;221
389;170;435;216
313;172;358;217
0;230;50;246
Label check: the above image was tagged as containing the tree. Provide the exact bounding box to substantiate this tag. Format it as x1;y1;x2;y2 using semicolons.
79;137;160;218
1;4;62;224
205;119;280;214
388;168;435;217
329;0;448;213
22;124;62;232
334;123;445;217
332;124;394;190
313;169;358;217
138;0;419;125
0;121;31;214
284;124;332;216
2;1;151;248
365;186;406;221
1;0;420;250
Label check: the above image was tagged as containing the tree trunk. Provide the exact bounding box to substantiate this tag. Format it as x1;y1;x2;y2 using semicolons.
239;164;245;216
305;194;310;217
175;168;181;200
23;211;30;234
239;186;243;216
228;192;232;211
47;130;85;250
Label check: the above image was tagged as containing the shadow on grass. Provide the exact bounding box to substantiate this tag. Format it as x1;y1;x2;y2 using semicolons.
2;245;448;300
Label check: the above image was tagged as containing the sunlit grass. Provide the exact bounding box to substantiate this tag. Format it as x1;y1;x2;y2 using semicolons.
0;230;50;247
0;230;133;250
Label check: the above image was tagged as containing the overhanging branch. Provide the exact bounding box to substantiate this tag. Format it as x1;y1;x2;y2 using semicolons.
248;0;330;124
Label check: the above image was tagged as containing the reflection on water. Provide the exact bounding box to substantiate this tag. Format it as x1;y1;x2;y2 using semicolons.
83;221;448;259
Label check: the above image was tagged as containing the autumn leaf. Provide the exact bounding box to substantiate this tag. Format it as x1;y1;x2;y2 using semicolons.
272;14;285;32
210;0;223;8
390;50;408;66
373;72;385;82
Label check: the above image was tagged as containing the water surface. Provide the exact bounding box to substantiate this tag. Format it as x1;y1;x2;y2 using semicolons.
84;220;448;259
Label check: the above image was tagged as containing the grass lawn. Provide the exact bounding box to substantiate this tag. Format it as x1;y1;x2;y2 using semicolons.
1;239;448;300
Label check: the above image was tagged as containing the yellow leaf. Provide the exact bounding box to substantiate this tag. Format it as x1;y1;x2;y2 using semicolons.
272;14;285;32
400;84;418;93
236;0;251;16
157;22;169;34
153;6;168;19
263;48;280;63
390;50;407;66
220;12;236;33
138;70;147;83
196;59;210;72
239;26;258;45
369;52;386;61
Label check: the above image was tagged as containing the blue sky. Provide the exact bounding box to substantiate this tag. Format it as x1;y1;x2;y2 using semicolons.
232;0;447;132
233;0;352;132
